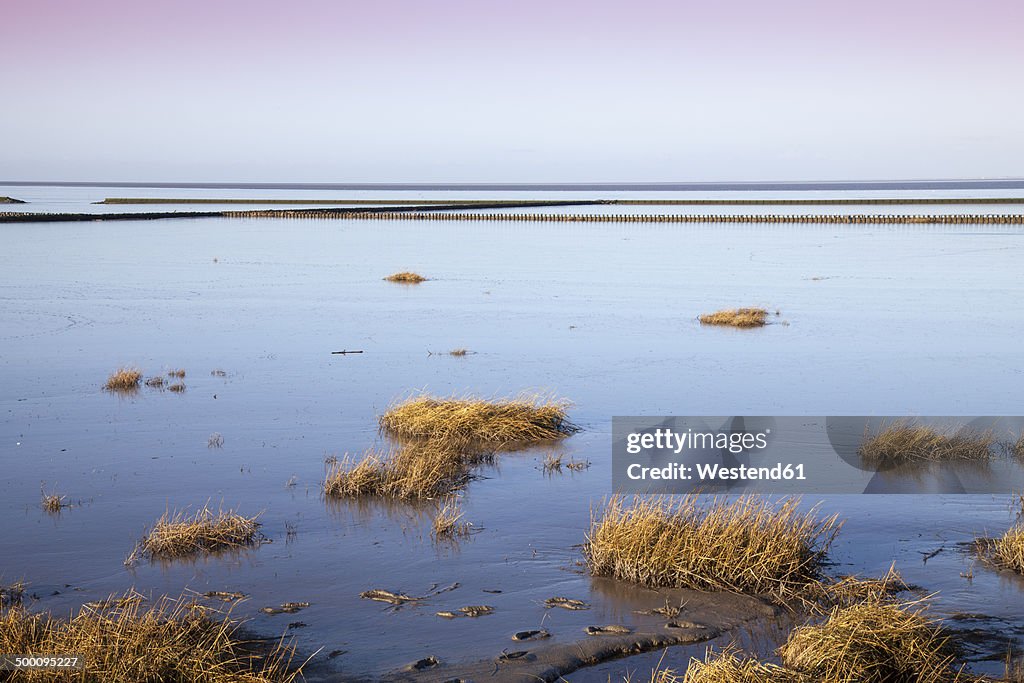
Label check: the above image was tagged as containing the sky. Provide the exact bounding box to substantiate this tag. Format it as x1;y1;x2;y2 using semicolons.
2;0;1022;183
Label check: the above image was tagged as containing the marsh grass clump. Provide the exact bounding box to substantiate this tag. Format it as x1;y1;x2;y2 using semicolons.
699;307;769;328
449;348;469;356
168;369;186;378
144;376;165;388
104;367;142;392
982;525;1024;574
432;499;470;539
384;271;427;284
584;495;840;598
379;393;578;448
681;648;802;682
41;492;67;514
126;507;262;565
859;421;995;465
777;600;962;682
168;382;187;393
323;441;488;499
0;591;301;682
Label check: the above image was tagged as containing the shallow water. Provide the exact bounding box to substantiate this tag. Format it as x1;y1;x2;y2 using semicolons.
2;185;1024;678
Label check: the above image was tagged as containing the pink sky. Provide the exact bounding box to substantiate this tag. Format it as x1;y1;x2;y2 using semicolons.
3;0;1022;182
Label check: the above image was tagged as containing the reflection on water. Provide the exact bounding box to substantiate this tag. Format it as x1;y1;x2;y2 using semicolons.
1;186;1024;678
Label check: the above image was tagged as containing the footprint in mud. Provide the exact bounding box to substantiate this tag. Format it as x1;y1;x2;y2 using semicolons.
360;589;416;605
203;591;246;602
459;605;494;617
512;629;550;641
496;650;533;663
586;625;633;635
544;596;590;610
260;601;310;615
406;656;440;671
665;620;705;630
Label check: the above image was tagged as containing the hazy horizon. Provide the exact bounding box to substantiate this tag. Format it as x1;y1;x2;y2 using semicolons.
3;0;1022;183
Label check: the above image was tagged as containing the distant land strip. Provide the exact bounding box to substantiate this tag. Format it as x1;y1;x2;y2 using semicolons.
4;207;1024;225
97;197;1024;206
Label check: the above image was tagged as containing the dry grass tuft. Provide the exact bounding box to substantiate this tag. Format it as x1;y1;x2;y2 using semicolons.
323;441;488;499
168;382;187;393
681;647;803;682
584;495;840;598
432;499;470;538
41;492;67;514
0;591;301;682
1013;433;1024;459
983;525;1024;574
384;271;427;283
144;376;165;388
379;393;578;448
449;348;468;356
778;600;961;682
859;421;995;465
699;308;769;328
126;507;262;565
208;433;225;448
104;367;143;392
167;369;186;378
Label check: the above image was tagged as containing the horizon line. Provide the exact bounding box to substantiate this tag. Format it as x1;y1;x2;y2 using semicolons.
4;178;1024;192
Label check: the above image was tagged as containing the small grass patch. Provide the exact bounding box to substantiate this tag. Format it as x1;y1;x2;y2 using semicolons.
379;393;578;448
699;307;769;328
168;382;187;393
778;600;962;682
432;499;470;538
981;525;1024;574
0;591;301;682
859;421;995;465
41;492;67;514
323;441;487;499
104;367;142;392
168;369;186;378
126;507;262;565
584;495;840;598
144;376;165;388
384;271;427;283
682;599;969;683
449;348;468;356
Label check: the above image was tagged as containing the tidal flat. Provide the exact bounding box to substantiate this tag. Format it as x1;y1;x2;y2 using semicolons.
2;185;1024;680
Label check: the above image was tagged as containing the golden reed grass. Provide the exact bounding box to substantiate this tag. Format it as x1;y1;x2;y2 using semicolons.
431;499;469;538
698;308;769;328
0;591;301;682
125;506;262;565
379;393;578;448
584;496;840;598
983;525;1024;574
323;441;487;499
859;421;995;464
681;599;971;683
104;367;142;392
384;271;427;283
41;493;66;514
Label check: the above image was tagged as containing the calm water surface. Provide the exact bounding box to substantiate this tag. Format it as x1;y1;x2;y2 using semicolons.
2;186;1024;678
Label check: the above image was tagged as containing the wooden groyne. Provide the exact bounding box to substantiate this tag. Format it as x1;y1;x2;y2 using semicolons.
3;208;1024;225
227;210;1024;225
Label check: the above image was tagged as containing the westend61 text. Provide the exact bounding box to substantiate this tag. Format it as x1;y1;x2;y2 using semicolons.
626;462;806;481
